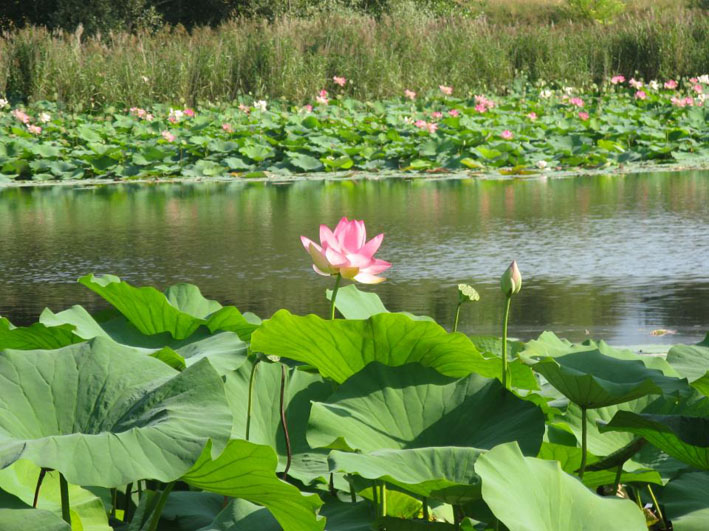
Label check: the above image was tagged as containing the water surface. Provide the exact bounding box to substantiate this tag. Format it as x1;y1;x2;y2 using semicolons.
2;171;708;346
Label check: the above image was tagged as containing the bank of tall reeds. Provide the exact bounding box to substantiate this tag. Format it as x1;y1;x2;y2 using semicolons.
1;7;707;110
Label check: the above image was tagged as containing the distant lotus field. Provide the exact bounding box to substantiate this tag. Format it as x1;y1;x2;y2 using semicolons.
1;76;708;181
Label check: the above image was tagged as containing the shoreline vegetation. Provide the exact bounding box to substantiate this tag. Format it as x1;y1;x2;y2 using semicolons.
1;3;708;109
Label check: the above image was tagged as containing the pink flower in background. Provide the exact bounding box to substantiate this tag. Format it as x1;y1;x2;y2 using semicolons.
671;96;694;107
439;85;453;95
12;109;30;124
501;130;514;140
316;95;329;105
611;75;625;84
168;115;177;123
527;112;537;120
690;77;699;83
303;104;313;112
161;130;176;142
634;90;647;100
404;89;416;100
578;111;589;120
431;111;443;119
222;123;233;133
146;113;154;121
427;122;438;133
474;103;487;113
414;119;427;128
183;108;195;117
693;84;703;93
333;76;346;87
301;217;391;284
474;95;495;113
238;103;250;113
569;97;584;107
27;124;42;135
664;80;678;89
448;109;460;117
629;78;643;89
319;89;328;97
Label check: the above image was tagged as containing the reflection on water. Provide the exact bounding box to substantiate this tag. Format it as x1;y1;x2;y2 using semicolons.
1;171;708;346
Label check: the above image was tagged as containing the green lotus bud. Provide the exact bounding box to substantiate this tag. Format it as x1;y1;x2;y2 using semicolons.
457;283;480;304
500;261;522;297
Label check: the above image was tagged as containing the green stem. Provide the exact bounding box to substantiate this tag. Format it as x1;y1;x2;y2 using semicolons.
280;363;292;480
146;482;175;531
579;406;588;480
33;467;48;508
453;303;462;333
124;482;135;523
647;485;666;529
245;358;261;441
111;488;117;519
612;463;623;495
501;295;512;389
59;473;70;525
348;478;356;503
422;497;428;520
330;273;342;320
379;482;387;518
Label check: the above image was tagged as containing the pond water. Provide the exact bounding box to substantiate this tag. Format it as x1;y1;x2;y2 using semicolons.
1;170;708;347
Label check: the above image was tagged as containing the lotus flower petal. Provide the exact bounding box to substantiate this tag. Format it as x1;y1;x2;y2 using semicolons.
353;272;386;284
360;233;384;258
308;243;335;274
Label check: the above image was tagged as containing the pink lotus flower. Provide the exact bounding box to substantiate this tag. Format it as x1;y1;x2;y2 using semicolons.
501;130;514;140
319;89;328;98
12;109;30;124
427;122;438;134
303;104;313;112
527;112;537;120
664;80;678;89
474;95;495;111
414;119;427;128
161;130;176;142
439;85;453;96
690;77;699;83
333;76;346;87
431;111;443;119
316;95;329;105
222;123;233;133
634;90;647;100
578;111;589;120
611;75;625;84
693;84;703;94
448;109;460;117
183;108;195;117
238;104;250;113
27;124;42;135
568;97;584;108
474;103;487;113
301;217;391;284
629;78;643;89
404;89;416;100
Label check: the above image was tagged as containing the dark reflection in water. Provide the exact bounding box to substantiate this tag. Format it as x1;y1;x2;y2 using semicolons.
1;171;708;346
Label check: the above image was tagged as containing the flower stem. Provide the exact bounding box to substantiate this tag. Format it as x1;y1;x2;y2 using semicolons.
453;303;462;333
280;363;292;480
245;357;260;442
379;482;387;518
613;463;623;494
501;295;512;389
59;472;70;525
146;482;175;531
422;497;429;520
124;482;134;523
647;485;666;529
33;467;48;508
579;406;588;480
330;273;342;320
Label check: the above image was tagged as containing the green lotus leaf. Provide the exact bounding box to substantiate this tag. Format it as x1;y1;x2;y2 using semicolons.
159;491;226;531
667;337;709;396
196;498;280;530
308;363;545;454
225;358;333;483
0;507;70;530
528;350;680;409
662;471;709;531
476;442;646;531
326;285;432;321
182;439;325;531
0;337;231;487
251;310;499;383
0;317;82;350
329;447;483;503
0;460;109;530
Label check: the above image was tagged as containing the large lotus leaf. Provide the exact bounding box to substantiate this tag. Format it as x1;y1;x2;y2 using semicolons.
0;337;231;487
225;359;332;483
160;491;226;531
0;460;109;530
662;471;709;531
182;439;325;531
0;507;70;530
667;338;709;396
326;284;433;321
0;317;82;350
476;442;646;531
196;498;280;530
522;331;679;376
308;363;545;454
78;274;258;341
600;409;709;470
329;447;483;503
251;310;499;383
40;306;248;375
528;350;680;409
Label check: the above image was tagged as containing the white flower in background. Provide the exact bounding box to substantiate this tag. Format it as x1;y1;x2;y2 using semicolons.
253;100;267;111
141;75;149;83
562;86;575;96
168;108;184;123
38;112;51;123
536;160;548;170
698;75;709;85
648;80;659;90
540;89;553;99
0;98;8;109
698;93;707;104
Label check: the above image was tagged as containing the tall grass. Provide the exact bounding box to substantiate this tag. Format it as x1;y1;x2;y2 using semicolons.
1;7;707;110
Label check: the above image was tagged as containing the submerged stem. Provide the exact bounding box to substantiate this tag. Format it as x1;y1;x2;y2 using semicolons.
146;482;175;531
280;363;292;480
245;358;261;441
501;296;512;389
330;273;342;320
59;473;70;525
579;406;588;480
33;468;48;508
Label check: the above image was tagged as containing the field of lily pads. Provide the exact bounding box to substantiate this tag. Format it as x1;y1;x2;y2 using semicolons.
0;217;708;530
1;76;708;181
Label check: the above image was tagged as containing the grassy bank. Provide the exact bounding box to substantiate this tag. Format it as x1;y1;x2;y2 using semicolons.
1;7;707;109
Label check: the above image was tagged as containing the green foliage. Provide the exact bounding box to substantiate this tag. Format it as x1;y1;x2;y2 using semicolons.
566;0;626;23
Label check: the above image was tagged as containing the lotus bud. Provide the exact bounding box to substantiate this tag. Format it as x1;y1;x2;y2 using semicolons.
500;261;522;297
457;284;480;304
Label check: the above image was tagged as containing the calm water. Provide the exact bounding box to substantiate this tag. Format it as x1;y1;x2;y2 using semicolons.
1;171;708;346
